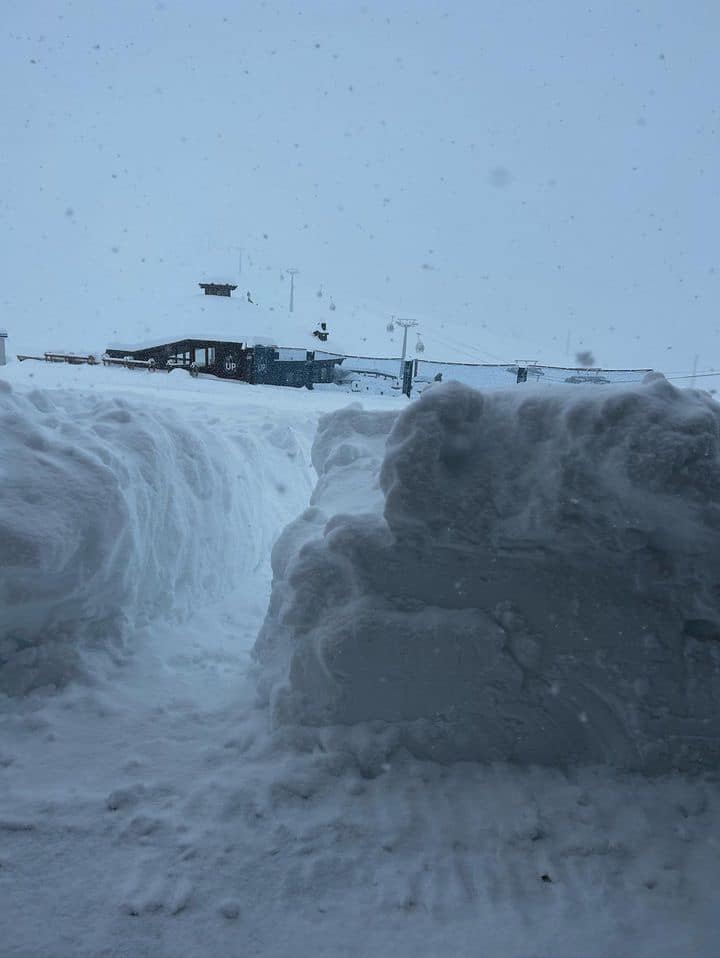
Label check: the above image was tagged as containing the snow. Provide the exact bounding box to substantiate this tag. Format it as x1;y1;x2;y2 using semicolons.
256;375;720;771
0;377;274;694
1;363;719;955
1;0;719;951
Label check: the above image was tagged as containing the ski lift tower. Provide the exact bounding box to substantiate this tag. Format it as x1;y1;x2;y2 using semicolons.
0;329;7;366
287;268;299;313
515;358;539;383
396;318;418;380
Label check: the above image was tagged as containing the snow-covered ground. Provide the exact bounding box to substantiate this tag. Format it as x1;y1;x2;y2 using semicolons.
1;361;719;957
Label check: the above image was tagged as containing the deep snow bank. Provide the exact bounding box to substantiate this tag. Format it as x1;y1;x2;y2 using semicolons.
255;376;720;771
0;381;254;694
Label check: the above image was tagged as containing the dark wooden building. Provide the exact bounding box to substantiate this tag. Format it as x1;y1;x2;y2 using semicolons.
104;337;343;388
198;283;238;297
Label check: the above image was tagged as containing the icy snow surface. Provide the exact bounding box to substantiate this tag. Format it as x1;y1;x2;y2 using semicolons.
256;375;720;771
1;363;719;957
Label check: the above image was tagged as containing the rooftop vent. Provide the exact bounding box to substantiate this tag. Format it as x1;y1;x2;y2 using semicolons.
199;283;237;297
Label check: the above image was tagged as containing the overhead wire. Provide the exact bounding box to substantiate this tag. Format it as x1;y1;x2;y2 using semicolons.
420;329;512;364
664;371;720;381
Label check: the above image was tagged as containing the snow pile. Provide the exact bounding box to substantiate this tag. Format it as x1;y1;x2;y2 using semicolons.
0;381;253;694
255;375;720;771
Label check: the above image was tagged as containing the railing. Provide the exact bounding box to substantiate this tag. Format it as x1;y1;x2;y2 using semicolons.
17;351;99;365
315;350;652;396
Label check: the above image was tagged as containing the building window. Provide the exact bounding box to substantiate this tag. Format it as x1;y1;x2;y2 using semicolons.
192;347;216;367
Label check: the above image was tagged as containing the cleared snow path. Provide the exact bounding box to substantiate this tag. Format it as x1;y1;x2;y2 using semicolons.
1;366;719;957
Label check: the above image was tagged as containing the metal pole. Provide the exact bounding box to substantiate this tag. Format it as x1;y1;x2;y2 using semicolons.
396;318;418;380
287;268;298;312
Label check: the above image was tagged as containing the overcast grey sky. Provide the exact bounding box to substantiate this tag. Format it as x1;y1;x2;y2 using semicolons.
1;0;718;371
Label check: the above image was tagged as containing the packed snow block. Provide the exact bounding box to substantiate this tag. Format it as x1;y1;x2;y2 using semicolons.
254;403;398;705
255;376;720;771
0;382;249;694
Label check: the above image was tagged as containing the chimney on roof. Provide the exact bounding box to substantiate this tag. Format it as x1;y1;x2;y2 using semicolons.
199;283;238;297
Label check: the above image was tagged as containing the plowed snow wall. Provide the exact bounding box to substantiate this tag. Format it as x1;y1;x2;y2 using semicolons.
255;376;720;771
0;382;255;694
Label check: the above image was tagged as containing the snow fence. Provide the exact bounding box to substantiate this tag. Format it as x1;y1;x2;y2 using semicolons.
0;382;254;694
254;375;720;771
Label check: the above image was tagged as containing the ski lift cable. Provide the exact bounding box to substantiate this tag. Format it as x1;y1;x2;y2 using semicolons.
427;326;556;365
661;367;720;377
420;329;511;364
429;330;508;361
425;327;720;377
664;371;720;381
388;321;494;360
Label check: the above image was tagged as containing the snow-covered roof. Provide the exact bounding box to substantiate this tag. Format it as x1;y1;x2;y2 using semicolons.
107;332;281;352
107;293;341;355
